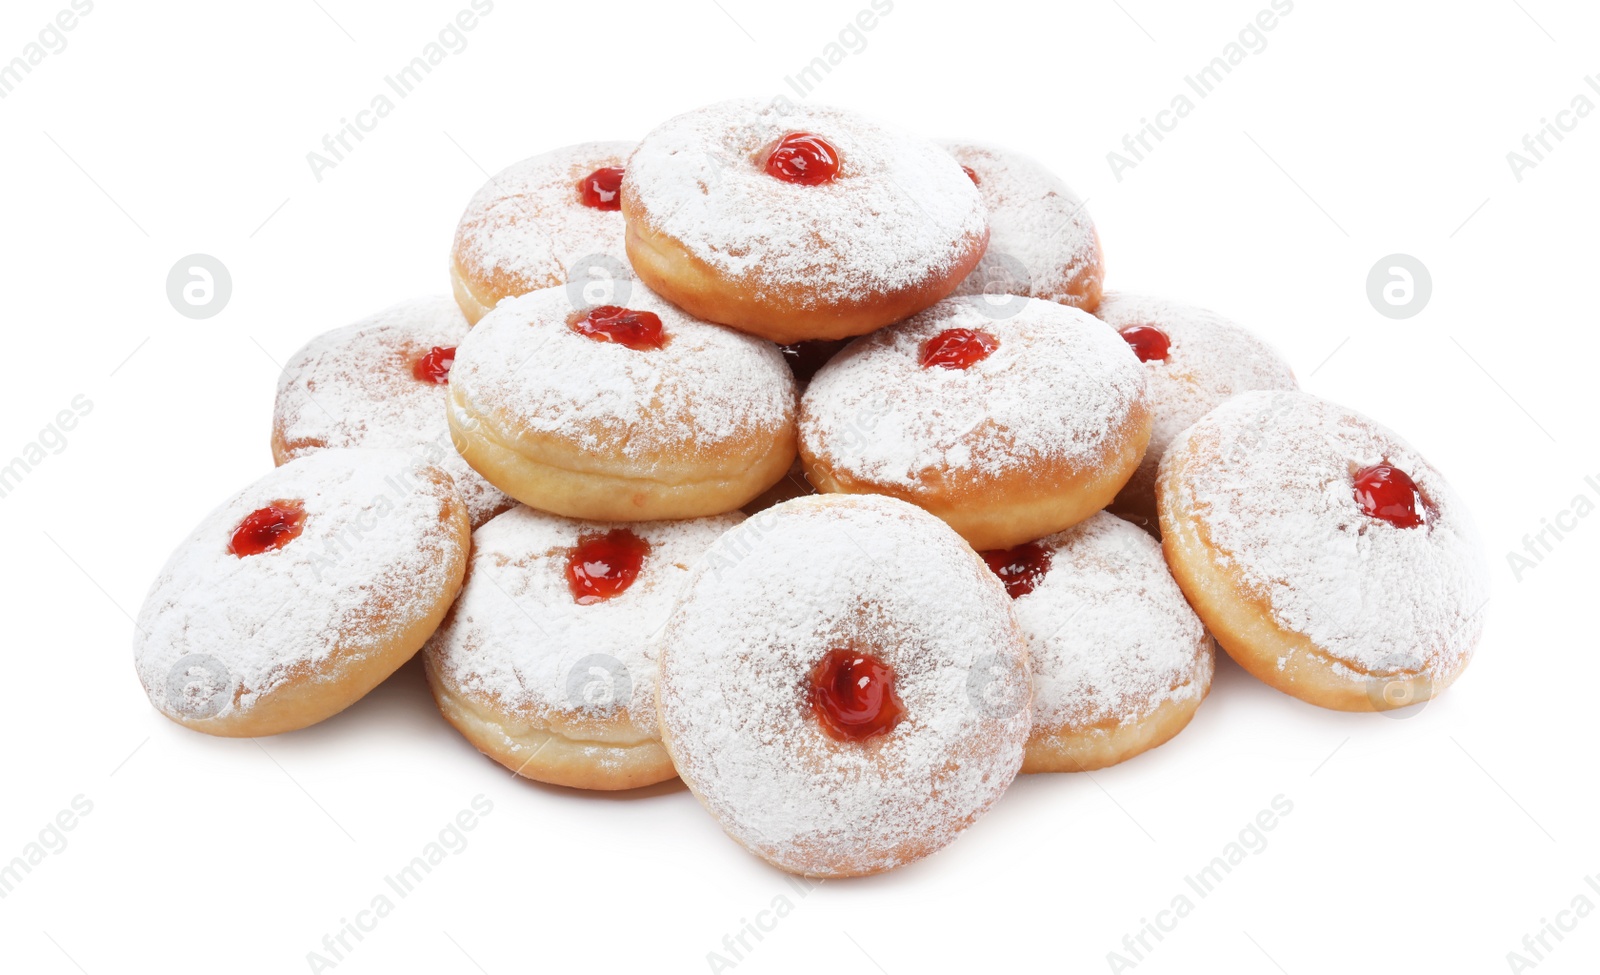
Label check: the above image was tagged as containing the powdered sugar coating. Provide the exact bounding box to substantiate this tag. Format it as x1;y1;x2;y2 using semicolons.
450;285;796;470
273;297;512;527
452;141;634;305
133;449;466;723
800;296;1147;491
657;494;1031;877
426;506;742;741
1162;391;1488;678
943;142;1102;308
1012;513;1211;733
625;99;987;306
1096;292;1297;510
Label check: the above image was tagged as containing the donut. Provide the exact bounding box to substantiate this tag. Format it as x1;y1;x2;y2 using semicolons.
1094;292;1298;527
942;142;1105;313
980;513;1212;772
450;141;634;324
621;98;989;344
656;494;1031;878
133;449;471;737
425;505;740;790
271;296;513;528
1157;391;1488;712
448;285;798;522
799;295;1150;550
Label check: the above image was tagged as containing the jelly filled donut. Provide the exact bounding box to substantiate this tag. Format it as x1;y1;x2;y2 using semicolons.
450;141;634;324
1094;293;1297;526
133;449;471;737
448;285;798;522
799;296;1150;550
425;506;740;790
272;296;513;528
981;513;1212;772
657;494;1031;878
622;99;989;344
942;142;1104;313
1158;391;1489;712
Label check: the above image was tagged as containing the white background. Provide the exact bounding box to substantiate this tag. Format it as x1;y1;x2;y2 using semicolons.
1;0;1595;972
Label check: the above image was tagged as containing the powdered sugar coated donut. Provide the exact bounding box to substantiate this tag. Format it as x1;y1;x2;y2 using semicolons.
622;99;989;344
272;296;512;528
450;141;635;323
1095;292;1297;524
448;284;798;521
657;494;1031;878
1158;391;1489;711
426;506;741;790
799;296;1149;549
133;449;471;737
984;513;1212;772
943;142;1104;312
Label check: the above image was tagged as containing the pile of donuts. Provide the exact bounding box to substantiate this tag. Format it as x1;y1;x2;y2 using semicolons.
133;98;1488;879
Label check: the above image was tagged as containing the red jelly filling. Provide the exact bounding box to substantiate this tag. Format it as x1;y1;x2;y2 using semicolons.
570;306;666;351
920;328;998;370
1119;324;1171;363
980;542;1053;599
229;501;306;557
1353;464;1425;528
765;133;841;186
962;165;981;185
566;529;651;605
578;166;625;210
412;346;456;384
810;649;905;742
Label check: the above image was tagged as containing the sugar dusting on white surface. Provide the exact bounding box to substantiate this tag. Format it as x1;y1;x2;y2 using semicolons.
657;494;1030;876
426;505;742;739
1013;512;1211;732
1162;391;1489;678
273;296;511;527
626;99;987;306
800;296;1146;490
133;449;464;721
450;285;795;468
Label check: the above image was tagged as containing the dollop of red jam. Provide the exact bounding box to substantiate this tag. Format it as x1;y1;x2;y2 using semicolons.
980;542;1053;599
810;649;905;742
570;305;666;351
962;165;981;185
765;133;841;186
1353;463;1425;528
920;328;999;370
1119;324;1171;363
578;166;625;210
229;501;306;557
566;529;651;605
779;338;848;386
412;346;456;384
